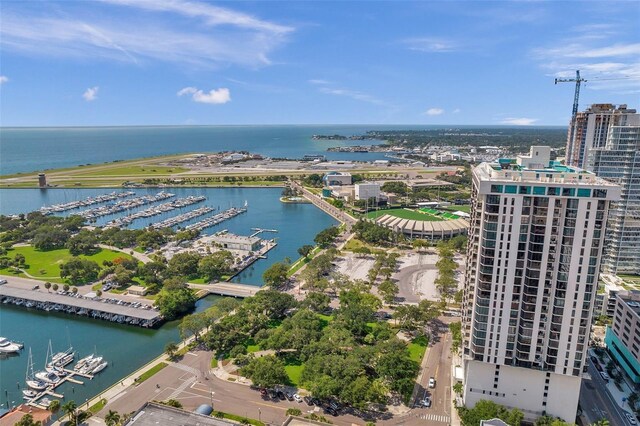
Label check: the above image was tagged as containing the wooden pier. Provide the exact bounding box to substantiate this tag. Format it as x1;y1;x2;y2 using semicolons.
0;285;161;327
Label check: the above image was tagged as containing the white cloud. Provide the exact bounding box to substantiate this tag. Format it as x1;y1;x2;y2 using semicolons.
500;117;538;126
308;79;330;85
402;37;459;53
177;86;231;104
534;43;640;59
0;1;293;68
0;76;8;84
452;108;461;114
82;86;99;101
424;108;444;116
317;86;385;106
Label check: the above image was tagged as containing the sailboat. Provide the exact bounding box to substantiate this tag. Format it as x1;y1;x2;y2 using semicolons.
25;348;48;391
35;341;61;385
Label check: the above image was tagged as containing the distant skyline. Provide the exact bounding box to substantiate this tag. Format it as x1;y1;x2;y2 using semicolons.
0;1;638;127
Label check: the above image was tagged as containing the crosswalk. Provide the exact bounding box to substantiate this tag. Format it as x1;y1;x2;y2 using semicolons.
417;413;451;423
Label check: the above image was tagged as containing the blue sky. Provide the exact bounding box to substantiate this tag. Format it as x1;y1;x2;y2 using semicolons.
0;1;638;126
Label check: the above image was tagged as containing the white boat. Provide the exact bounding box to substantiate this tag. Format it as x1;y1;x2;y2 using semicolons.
22;389;37;399
46;365;67;377
91;361;108;374
35;370;60;384
0;337;23;353
25;348;48;391
74;354;94;370
39;397;52;408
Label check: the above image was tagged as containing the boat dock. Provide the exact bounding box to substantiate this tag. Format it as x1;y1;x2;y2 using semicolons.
0;285;162;327
105;195;206;228
185;206;247;231
39;191;135;215
77;191;175;220
152;205;214;229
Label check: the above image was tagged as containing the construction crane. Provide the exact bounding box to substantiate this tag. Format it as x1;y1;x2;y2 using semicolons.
555;70;587;166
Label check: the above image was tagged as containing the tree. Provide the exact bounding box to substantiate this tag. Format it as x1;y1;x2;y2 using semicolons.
60;258;100;284
165;342;179;360
241;355;288;388
314;227;340;248
155;287;197;320
96;289;103;297
44;282;51;292
15;414;41;426
48;399;61;415
105;410;121;426
63;284;70;291
378;279;399;304
198;251;234;282
262;261;289;288
301;292;331;313
453;382;463;395
32;226;70;251
112;264;134;287
52;283;59;291
167;252;201;278
298;245;314;259
381;181;408;195
61;400;78;425
72;286;78;294
66;230;99;256
179;312;208;341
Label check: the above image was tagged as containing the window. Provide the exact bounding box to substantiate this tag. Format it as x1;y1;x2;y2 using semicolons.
577;188;591;197
562;188;576;197
505;185;517;194
519;186;531;194
491;185;504;193
547;187;559;196
593;189;607;198
533;186;546;195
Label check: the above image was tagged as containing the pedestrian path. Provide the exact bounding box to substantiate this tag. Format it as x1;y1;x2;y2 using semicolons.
417;413;451;423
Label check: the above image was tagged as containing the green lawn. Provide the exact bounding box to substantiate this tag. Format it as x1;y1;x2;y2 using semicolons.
408;336;429;364
283;356;304;386
73;165;188;177
1;246;135;283
366;208;444;221
445;205;471;213
342;238;384;254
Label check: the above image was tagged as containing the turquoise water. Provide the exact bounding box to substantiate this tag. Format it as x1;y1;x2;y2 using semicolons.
0;295;221;411
0;187;337;409
0;125;396;175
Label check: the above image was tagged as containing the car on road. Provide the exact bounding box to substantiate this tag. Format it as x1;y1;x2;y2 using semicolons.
429;377;436;388
420;397;432;408
594;362;603;372
624;412;637;425
0;279;8;284
600;371;610;382
294;394;302;403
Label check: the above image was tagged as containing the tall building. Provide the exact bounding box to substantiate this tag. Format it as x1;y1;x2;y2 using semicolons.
565;104;638;169
590;125;640;275
461;146;620;421
605;290;640;385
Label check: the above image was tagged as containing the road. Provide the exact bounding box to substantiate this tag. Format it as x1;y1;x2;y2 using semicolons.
579;358;628;426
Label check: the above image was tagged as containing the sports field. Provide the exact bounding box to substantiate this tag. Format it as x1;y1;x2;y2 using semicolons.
366;208;446;221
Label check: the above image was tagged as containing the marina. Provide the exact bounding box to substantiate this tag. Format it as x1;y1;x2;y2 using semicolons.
77;191;175;220
0;285;162;328
38;191;135;215
104;195;206;228
151;205;215;229
185;205;248;231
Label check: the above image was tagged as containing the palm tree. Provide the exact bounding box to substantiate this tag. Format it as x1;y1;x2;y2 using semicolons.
48;399;61;415
105;410;121;426
61;400;78;425
165;342;178;360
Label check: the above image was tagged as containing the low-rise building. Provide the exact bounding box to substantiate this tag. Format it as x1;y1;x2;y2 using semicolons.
354;182;381;201
605;290;640;384
211;233;261;252
128;285;148;296
323;171;352;186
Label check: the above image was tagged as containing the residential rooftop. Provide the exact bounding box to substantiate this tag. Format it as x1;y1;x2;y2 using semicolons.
620;291;640;317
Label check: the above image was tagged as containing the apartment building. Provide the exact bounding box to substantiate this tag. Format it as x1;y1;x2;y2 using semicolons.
461;146;620;421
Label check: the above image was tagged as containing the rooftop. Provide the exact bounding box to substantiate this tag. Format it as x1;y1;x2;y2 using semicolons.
125;402;235;426
619;290;640;317
211;233;261;244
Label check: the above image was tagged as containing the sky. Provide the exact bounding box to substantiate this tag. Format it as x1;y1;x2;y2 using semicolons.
0;1;638;127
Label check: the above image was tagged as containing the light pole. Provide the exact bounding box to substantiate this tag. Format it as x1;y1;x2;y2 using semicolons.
258;408;261;423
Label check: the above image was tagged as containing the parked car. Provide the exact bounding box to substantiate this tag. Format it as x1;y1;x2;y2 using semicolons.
285;392;294;401
428;377;436;388
0;279;7;284
277;390;286;400
600;371;610;382
303;396;313;406
294;394;302;403
420;397;432;408
595;362;603;372
624;412;637;425
325;407;338;417
259;388;267;396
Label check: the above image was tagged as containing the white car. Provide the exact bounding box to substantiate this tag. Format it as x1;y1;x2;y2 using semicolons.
421;397;432;408
428;377;436;388
624;412;637;425
600;371;610;381
293;394;302;403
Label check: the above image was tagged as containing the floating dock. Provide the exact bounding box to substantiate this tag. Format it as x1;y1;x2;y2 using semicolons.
0;286;161;327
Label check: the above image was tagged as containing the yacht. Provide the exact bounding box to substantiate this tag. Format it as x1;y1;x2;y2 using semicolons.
35;370;60;385
91;361;108;374
74;354;94;371
0;337;23;354
22;389;38;399
25;348;48;391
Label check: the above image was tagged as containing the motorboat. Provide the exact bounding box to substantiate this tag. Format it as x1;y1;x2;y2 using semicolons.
74;354;94;370
46;365;67;377
35;370;60;384
0;337;23;354
91;361;108;374
22;389;38;399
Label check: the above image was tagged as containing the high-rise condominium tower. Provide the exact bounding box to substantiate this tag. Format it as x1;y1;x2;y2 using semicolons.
565;104;638;169
461;146;619;421
590;125;640;275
